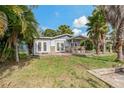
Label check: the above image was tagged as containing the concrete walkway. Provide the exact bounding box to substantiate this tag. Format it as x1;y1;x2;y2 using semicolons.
88;68;124;88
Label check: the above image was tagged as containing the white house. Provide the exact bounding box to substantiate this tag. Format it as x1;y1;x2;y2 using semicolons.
33;34;73;55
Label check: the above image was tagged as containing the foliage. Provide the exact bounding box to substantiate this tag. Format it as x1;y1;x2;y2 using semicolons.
0;11;8;37
0;5;39;62
80;39;94;50
100;5;124;61
43;29;57;37
86;7;108;54
85;39;94;50
42;24;74;37
57;25;73;35
80;40;85;46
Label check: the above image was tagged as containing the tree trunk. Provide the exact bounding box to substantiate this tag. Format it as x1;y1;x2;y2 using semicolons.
116;43;123;61
96;43;100;55
103;42;106;53
116;30;123;61
102;38;106;54
14;35;19;63
28;43;33;55
15;41;19;63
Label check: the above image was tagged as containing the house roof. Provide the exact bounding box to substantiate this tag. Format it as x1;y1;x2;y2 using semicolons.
67;35;87;40
34;34;73;40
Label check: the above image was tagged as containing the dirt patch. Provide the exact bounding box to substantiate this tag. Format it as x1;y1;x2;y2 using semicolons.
75;63;90;70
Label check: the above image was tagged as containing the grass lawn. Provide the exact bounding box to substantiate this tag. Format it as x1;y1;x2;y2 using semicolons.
0;54;122;88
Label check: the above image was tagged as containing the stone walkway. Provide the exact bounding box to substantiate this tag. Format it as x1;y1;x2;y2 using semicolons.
88;68;124;88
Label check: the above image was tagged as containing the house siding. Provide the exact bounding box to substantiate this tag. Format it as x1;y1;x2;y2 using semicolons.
33;35;72;55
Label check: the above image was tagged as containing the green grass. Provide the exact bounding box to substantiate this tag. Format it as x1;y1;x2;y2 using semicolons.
0;54;122;88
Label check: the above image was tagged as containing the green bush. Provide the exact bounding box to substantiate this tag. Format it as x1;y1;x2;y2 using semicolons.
80;40;85;46
19;52;28;59
84;39;94;50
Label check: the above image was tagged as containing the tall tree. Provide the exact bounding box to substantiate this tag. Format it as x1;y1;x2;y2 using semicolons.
0;11;8;37
57;25;73;35
109;29;116;50
43;29;57;37
86;7;108;54
101;5;124;61
0;5;39;62
20;6;39;55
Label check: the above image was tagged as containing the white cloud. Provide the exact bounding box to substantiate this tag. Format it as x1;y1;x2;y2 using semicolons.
73;16;88;28
81;32;88;37
72;28;82;36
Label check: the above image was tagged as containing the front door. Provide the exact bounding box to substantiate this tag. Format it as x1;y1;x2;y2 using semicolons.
37;41;48;53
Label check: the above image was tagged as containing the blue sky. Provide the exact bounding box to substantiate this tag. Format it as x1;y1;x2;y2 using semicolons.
33;5;95;36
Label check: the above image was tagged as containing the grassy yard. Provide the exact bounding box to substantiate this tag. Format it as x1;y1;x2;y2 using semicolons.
0;54;122;88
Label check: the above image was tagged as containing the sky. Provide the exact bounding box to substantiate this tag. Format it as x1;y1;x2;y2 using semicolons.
32;5;95;36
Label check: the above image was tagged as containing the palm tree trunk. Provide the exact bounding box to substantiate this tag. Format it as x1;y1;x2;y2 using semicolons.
116;31;123;61
117;45;123;61
96;42;100;55
15;41;19;63
14;34;19;63
103;42;106;53
102;37;106;54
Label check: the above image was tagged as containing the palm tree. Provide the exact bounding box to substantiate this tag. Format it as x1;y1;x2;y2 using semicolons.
21;7;39;55
0;6;26;62
109;29;116;50
86;7;108;54
57;25;73;35
0;11;8;37
0;5;39;62
100;5;124;61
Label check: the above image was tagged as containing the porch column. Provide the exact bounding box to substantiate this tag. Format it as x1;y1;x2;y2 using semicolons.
103;40;106;54
71;39;74;53
109;43;113;53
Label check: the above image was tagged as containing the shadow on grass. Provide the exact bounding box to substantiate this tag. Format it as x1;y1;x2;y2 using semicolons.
0;55;39;80
73;54;117;63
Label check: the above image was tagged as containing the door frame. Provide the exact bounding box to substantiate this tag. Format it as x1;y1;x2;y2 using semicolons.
56;42;65;52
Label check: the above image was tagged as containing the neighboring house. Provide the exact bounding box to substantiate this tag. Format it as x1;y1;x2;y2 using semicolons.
33;34;87;55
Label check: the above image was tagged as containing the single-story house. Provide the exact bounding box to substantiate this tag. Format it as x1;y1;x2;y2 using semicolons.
33;34;87;55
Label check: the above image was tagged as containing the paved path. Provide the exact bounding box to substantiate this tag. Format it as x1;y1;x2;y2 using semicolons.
88;68;124;88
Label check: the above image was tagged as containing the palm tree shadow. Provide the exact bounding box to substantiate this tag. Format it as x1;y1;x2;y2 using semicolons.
74;54;116;62
0;56;39;80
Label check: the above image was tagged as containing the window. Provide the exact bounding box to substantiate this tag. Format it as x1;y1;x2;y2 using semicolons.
57;43;59;51
61;43;64;51
71;43;73;47
38;42;41;51
43;42;47;51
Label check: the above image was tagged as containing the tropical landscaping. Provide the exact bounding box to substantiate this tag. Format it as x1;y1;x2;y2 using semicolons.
0;5;124;87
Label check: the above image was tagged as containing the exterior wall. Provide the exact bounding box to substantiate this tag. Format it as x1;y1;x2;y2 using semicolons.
33;39;51;55
33;35;72;55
